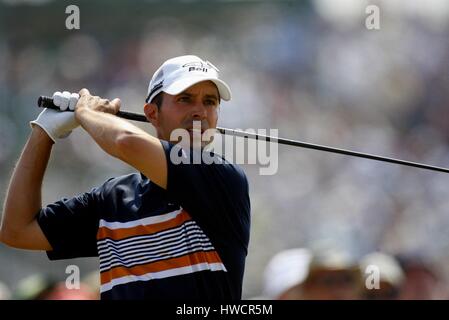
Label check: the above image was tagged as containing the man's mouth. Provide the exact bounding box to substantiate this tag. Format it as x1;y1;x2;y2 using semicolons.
187;128;205;134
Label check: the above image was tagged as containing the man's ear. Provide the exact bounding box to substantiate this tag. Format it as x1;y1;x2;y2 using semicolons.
144;103;159;126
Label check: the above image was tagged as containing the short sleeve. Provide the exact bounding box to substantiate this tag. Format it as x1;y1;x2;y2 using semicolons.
161;141;251;253
37;185;104;260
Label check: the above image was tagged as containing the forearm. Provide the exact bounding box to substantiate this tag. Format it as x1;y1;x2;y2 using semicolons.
75;107;167;188
75;108;150;159
1;126;53;233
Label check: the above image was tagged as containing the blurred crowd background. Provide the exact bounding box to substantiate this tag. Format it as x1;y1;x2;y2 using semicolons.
1;0;449;299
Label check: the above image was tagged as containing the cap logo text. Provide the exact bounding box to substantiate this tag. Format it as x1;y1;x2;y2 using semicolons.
183;62;209;73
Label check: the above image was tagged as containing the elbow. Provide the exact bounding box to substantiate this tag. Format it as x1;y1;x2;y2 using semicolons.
115;131;131;148
116;131;139;145
0;218;6;245
0;228;24;249
95;131;131;161
0;210;10;246
115;133;130;161
0;225;14;248
115;132;141;160
0;220;19;248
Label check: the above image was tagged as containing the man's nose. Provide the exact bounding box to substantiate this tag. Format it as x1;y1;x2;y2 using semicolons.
191;101;207;120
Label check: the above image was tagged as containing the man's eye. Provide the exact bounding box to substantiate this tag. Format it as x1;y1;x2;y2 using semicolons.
205;100;217;106
178;97;190;102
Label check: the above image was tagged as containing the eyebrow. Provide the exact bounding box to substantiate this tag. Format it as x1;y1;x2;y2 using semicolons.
177;92;219;101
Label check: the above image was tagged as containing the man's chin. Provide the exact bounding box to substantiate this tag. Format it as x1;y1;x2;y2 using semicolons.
165;129;215;150
189;136;214;150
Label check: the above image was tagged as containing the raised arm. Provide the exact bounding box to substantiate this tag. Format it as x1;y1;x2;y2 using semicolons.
0;126;54;250
74;88;167;189
1;92;80;250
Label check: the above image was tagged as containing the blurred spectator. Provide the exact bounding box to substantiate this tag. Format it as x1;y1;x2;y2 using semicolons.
40;282;97;300
12;274;97;300
300;248;361;300
261;248;312;299
359;252;404;300
81;270;101;300
13;274;57;300
261;247;361;300
396;254;449;299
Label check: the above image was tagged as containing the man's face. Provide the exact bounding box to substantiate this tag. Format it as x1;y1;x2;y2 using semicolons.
145;80;220;148
301;269;361;300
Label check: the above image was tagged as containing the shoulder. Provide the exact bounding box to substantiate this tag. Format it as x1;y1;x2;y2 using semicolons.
96;172;144;196
160;141;249;190
221;158;248;186
212;152;248;181
206;154;250;196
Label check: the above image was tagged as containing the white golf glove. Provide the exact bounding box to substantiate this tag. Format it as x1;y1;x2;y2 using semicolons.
30;91;80;142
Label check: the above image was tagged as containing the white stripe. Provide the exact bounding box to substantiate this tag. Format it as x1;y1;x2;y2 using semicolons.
100;262;227;293
97;221;201;249
99;239;214;268
99;235;212;264
98;226;208;256
99;244;216;272
99;209;183;230
100;248;217;273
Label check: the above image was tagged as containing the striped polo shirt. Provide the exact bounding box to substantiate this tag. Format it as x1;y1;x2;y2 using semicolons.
37;141;251;300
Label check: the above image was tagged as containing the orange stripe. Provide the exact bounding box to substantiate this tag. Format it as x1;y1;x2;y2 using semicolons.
97;210;192;241
100;250;223;284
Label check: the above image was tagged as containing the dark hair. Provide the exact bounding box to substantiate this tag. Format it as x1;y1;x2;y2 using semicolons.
151;92;164;110
149;89;222;110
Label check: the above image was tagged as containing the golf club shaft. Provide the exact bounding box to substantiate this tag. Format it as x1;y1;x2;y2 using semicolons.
37;95;449;174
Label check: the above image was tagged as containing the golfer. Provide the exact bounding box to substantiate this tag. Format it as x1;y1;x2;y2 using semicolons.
0;55;251;300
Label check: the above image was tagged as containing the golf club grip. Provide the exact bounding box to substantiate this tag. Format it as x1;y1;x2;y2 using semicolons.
37;96;149;122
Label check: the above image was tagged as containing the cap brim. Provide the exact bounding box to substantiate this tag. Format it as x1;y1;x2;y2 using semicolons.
164;76;232;101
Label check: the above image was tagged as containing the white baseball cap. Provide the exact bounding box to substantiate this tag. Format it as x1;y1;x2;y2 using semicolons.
359;252;405;287
145;55;232;104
